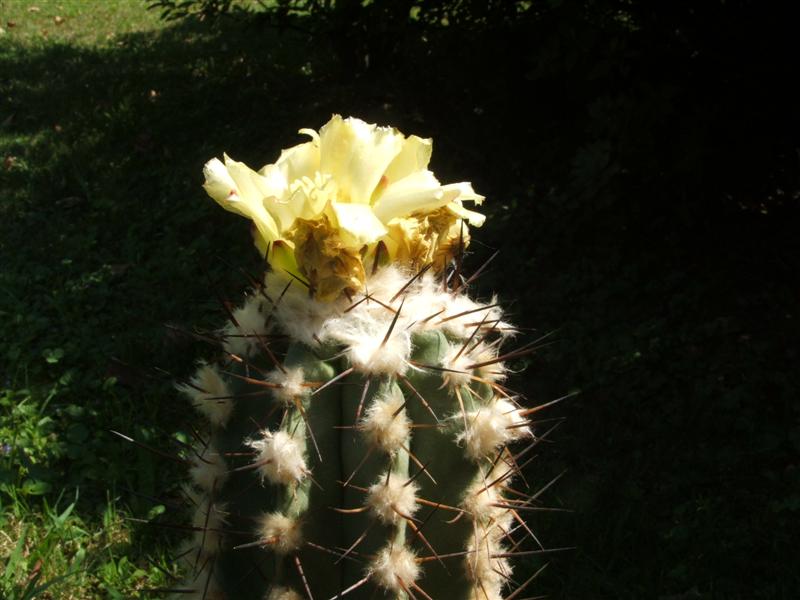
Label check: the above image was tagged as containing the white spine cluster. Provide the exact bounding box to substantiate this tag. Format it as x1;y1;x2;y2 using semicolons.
223;294;270;357
267;367;307;406
256;512;303;555
248;430;308;485
457;398;532;460
465;529;511;600
442;342;477;388
366;473;419;525
461;459;521;600
370;544;421;593
264;266;512;358
326;312;412;375
360;387;410;452
177;362;233;427
189;442;228;493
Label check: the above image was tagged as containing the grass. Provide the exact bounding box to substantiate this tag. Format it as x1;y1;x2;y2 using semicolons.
1;0;164;44
1;0;799;598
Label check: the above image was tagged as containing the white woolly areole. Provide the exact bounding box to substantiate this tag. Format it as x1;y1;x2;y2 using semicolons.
263;271;344;346
360;387;410;452
457;398;532;460
261;266;513;359
366;474;419;524
442;343;476;388
177;362;233;427
223;295;270;357
257;512;303;554
325;312;411;375
432;291;510;340
462;478;502;522
265;587;303;600
465;531;511;596
248;430;307;485
267;367;307;406
189;443;228;492
370;544;420;592
470;341;508;383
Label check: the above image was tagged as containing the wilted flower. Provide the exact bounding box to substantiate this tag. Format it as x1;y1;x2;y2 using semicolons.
203;115;484;300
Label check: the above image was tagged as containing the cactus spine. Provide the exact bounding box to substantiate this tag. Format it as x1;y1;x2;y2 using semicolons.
174;116;552;599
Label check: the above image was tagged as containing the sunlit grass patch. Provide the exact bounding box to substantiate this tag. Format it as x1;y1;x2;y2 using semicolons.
0;0;165;46
0;492;175;599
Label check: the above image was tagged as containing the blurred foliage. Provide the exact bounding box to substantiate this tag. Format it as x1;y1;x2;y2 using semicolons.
1;0;798;597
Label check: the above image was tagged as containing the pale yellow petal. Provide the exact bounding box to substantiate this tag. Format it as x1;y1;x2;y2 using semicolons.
441;181;485;205
215;155;281;241
272;136;320;184
203;157;245;211
330;201;388;246
441;182;485;225
371;170;458;222
319;115;404;204
446;202;486;227
382;135;432;184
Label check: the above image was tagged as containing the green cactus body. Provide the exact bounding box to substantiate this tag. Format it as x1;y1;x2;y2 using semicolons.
176;265;536;600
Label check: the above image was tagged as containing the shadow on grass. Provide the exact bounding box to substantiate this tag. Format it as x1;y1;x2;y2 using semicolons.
1;5;799;598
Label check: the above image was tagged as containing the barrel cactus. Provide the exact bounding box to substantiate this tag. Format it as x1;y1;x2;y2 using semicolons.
174;116;554;600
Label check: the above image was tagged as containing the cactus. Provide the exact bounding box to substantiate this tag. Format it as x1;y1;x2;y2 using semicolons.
174;116;556;600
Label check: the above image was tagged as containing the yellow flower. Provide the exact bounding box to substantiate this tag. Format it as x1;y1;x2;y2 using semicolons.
203;115;485;300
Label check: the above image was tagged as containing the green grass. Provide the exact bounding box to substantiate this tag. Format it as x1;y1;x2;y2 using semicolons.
0;0;164;44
